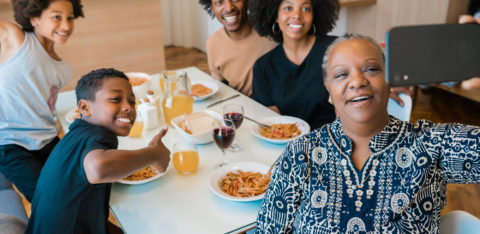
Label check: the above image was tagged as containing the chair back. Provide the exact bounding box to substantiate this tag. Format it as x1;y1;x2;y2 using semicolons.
387;93;412;122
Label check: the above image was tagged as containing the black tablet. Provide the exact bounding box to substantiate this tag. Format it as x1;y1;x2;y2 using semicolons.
386;24;480;86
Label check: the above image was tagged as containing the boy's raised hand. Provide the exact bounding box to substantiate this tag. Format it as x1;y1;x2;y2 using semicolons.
149;127;171;173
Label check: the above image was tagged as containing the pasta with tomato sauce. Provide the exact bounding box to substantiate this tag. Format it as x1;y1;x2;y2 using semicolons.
260;123;301;139
123;166;158;181
220;170;271;197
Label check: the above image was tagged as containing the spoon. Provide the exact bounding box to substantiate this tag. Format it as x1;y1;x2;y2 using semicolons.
244;116;271;129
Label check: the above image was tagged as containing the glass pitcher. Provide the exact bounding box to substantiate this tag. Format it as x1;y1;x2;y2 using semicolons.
162;71;194;126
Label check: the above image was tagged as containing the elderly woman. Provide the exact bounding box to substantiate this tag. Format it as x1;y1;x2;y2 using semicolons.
255;34;480;233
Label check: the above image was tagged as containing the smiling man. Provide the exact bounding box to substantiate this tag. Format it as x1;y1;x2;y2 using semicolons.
198;0;277;96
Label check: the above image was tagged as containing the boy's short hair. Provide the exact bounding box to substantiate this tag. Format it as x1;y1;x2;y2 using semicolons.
75;68;129;104
12;0;84;32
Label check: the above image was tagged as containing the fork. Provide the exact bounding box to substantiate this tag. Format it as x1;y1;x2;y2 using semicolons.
244;116;271;129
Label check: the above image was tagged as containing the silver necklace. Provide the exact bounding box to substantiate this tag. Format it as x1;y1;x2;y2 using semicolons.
328;122;399;211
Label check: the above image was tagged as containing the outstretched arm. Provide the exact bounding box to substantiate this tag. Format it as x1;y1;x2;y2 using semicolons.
83;127;171;184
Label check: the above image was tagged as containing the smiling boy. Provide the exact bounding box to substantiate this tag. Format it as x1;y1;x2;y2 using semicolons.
26;68;170;233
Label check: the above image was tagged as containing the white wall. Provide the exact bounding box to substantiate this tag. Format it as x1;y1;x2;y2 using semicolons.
161;0;347;52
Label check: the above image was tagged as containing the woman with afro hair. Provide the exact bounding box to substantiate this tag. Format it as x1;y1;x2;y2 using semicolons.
249;0;339;130
0;0;83;202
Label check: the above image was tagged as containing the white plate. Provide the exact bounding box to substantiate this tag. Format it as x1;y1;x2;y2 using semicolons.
191;80;219;101
117;163;171;185
125;72;152;99
208;162;269;202
249;116;310;144
65;108;80;123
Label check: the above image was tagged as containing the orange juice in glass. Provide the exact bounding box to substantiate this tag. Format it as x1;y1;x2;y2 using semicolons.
162;71;193;126
128;120;143;137
172;142;199;174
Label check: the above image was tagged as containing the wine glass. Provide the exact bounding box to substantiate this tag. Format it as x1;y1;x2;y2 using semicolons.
212;119;236;168
223;104;243;152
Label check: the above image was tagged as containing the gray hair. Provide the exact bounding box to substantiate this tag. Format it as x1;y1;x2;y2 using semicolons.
322;34;385;83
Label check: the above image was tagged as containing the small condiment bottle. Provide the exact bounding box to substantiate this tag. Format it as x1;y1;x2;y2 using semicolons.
139;97;159;130
146;90;162;119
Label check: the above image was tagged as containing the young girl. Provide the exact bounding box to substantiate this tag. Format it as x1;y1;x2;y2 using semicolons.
0;0;84;202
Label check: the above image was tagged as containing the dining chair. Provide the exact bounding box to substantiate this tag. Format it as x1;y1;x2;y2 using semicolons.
387;93;412;122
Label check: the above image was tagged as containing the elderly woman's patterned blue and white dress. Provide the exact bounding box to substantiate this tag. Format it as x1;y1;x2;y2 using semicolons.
256;117;480;233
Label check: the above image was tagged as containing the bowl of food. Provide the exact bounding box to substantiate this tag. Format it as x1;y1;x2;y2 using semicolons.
208;162;271;202
171;110;223;144
125;72;152;99
250;116;310;144
190;80;219;101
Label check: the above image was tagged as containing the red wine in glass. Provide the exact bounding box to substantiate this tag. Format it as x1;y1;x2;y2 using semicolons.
213;127;235;149
223;112;244;129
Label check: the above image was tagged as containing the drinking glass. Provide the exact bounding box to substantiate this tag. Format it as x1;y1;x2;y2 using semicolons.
212;119;235;168
128;114;144;137
172;141;199;174
223;104;243;152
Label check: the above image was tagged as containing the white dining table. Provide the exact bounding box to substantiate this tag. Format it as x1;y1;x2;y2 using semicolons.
55;66;286;234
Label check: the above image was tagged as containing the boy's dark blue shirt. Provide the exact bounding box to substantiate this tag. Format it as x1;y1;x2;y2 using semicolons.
26;118;118;234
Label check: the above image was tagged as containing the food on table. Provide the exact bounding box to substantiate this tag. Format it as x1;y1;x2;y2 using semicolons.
260;123;301;139
128;77;148;86
220;170;271;197
191;83;212;97
178;112;219;135
123;166;158;181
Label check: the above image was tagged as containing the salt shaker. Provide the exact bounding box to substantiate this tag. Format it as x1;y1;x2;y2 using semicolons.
139;97;159;130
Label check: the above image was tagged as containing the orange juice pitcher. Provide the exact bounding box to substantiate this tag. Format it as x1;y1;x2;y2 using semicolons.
162;71;194;126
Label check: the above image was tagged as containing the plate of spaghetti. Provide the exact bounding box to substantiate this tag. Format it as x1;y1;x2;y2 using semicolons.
118;164;171;185
249;116;310;144
208;162;271;202
190;80;219;101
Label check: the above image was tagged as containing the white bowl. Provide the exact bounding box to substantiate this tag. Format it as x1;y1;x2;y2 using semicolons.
171;110;223;144
125;72;152;99
249;115;310;144
190;80;219;101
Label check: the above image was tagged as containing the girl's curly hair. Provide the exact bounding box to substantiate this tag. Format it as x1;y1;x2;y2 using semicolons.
248;0;339;43
12;0;84;32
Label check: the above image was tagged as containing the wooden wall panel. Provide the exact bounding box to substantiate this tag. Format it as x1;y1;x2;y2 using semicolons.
347;5;377;39
374;0;449;41
1;0;166;91
346;0;470;42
